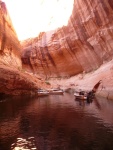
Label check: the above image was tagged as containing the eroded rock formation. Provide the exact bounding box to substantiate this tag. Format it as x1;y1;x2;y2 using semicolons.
0;1;21;68
0;1;50;95
21;0;113;78
0;65;50;95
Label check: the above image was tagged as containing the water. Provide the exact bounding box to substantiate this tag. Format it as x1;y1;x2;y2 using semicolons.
0;93;113;150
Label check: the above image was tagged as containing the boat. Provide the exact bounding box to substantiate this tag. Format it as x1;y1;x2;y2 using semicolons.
48;89;64;95
74;92;87;100
37;89;49;96
74;80;102;100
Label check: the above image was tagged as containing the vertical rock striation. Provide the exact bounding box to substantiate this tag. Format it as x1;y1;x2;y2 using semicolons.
0;1;22;68
21;0;113;78
0;1;50;96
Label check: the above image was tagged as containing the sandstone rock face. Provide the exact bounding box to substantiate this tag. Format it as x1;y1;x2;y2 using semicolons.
0;1;22;68
21;0;113;78
0;65;50;96
0;2;50;96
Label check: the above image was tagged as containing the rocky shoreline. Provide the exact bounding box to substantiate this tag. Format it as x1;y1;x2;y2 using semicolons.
49;60;113;100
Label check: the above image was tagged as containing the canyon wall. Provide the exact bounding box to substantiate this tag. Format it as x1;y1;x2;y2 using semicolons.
21;0;113;78
0;1;51;96
0;1;22;68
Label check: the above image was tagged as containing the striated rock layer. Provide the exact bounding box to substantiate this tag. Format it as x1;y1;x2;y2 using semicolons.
0;65;50;96
0;1;50;96
0;1;21;68
21;0;113;78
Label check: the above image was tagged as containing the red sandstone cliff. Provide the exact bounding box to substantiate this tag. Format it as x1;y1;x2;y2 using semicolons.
0;1;22;68
1;0;113;97
21;0;113;78
0;65;50;95
0;1;50;96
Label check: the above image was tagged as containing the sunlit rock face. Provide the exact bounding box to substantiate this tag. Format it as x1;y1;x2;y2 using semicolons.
0;1;22;68
0;2;50;96
21;30;83;78
21;0;113;78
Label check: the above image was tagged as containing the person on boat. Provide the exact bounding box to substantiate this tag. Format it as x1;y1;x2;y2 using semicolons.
87;91;94;103
79;89;85;95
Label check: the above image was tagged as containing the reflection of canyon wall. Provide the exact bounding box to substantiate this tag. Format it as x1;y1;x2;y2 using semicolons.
0;1;22;68
21;0;113;78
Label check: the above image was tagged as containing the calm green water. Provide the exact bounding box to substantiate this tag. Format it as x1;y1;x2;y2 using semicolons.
0;93;113;150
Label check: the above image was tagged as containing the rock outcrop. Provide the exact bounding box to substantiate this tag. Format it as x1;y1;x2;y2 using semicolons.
21;0;113;78
0;1;50;96
0;65;50;96
0;1;21;68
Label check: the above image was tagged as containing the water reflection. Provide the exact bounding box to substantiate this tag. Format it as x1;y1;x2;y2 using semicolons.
0;93;113;150
11;137;37;150
75;98;93;106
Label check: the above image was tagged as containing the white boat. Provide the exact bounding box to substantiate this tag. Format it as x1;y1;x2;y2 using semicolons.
74;80;102;100
74;90;95;100
37;89;49;96
74;93;87;100
48;89;64;95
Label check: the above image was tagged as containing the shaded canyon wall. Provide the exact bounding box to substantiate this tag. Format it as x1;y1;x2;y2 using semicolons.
21;0;113;78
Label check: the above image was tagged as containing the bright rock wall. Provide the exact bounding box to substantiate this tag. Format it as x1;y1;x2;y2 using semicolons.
21;0;113;78
0;1;22;68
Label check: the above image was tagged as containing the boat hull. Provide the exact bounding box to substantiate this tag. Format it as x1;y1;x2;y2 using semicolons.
49;91;63;95
37;93;49;96
74;93;87;100
48;89;64;95
37;90;49;96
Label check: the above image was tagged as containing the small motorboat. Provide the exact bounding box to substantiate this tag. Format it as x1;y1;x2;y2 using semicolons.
74;80;102;100
74;93;87;100
37;89;49;96
48;89;64;95
74;89;96;101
